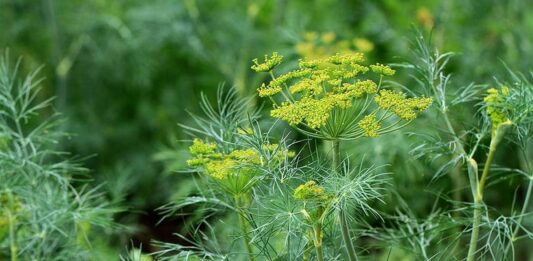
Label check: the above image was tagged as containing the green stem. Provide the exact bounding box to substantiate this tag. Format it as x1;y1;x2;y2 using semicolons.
340;212;358;261
331;140;358;261
466;137;498;261
466;203;482;261
313;224;324;261
505;175;533;256
332;140;340;172
7;210;17;261
235;194;255;261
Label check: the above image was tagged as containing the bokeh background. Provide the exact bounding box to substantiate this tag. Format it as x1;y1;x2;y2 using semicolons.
1;0;532;258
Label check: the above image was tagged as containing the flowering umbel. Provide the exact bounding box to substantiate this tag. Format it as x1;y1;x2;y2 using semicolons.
484;86;512;135
187;138;294;180
252;52;432;140
293;181;331;201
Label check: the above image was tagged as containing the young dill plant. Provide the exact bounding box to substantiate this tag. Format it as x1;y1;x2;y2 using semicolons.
0;52;115;260
251;52;432;260
156;88;296;261
405;35;533;260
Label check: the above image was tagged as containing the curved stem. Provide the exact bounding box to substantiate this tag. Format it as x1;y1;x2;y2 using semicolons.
466;137;498;261
235;194;255;261
331;140;358;261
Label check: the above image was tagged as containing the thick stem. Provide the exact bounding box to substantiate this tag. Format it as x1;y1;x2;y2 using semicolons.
235;194;255;261
331;140;358;261
466;202;482;261
313;224;324;261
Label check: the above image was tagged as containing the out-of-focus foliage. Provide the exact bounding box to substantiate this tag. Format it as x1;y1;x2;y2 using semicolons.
1;0;532;259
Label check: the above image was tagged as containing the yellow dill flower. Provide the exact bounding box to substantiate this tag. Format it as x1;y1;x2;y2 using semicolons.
270;69;312;88
189;138;217;155
186;157;209;167
353;38;374;53
258;83;282;97
416;7;434;30
328;52;365;65
253;52;431;138
262;143;296;160
358;114;381;137
205;158;235;180
321;32;336;44
289;78;322;96
294;181;330;201
342;80;378;97
229;148;261;164
295;42;316;58
370;64;395;76
304;31;319;41
251;52;283;72
375;90;432;120
484;86;511;133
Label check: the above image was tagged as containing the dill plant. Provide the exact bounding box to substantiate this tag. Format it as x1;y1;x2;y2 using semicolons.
251;52;431;260
0;52;115;260
406;34;533;260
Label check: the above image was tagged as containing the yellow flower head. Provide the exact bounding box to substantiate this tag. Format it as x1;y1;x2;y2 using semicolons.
353;38;374;53
484;86;511;133
189;138;217;155
293;181;330;201
321;32;336;44
253;51;432;139
375;90;432;120
370;64;396;76
251;52;283;72
187;138;294;180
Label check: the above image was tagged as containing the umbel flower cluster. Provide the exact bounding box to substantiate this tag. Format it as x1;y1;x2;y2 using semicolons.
252;52;432;140
187;138;295;180
484;86;512;134
293;181;331;202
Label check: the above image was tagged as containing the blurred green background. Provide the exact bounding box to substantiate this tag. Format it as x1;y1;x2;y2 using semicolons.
1;0;532;257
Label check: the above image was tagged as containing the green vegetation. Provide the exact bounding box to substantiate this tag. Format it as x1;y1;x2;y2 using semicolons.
1;0;532;260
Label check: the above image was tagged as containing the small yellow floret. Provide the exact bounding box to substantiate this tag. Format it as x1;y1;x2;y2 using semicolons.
358;114;381;137
251;52;283;72
370;64;395;76
293;181;330;201
189;138;217;155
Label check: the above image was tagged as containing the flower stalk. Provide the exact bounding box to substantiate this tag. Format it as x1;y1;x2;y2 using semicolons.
332;140;358;261
466;122;509;261
235;193;255;261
